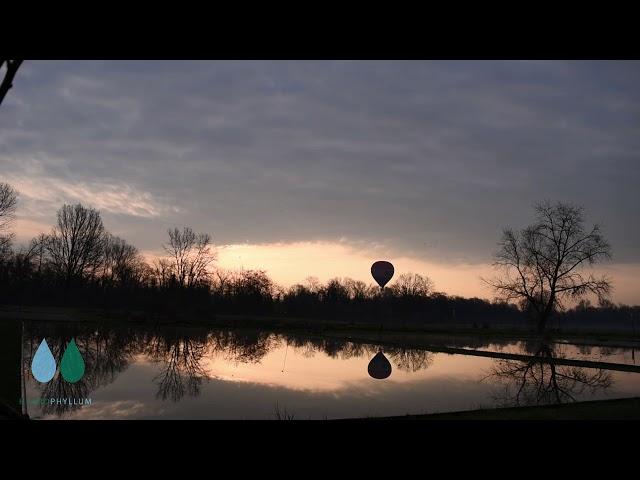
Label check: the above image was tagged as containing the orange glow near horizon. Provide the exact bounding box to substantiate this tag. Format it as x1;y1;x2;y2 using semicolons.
11;216;640;305
143;240;640;305
214;241;493;298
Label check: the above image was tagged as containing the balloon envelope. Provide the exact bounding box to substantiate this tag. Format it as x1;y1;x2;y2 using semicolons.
371;260;394;288
368;351;392;379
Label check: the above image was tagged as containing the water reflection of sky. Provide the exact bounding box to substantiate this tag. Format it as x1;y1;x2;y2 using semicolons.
27;352;497;420
20;328;640;420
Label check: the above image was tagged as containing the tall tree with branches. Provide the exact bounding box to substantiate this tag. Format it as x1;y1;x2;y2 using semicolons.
485;201;612;332
45;203;107;286
102;233;145;287
163;227;216;288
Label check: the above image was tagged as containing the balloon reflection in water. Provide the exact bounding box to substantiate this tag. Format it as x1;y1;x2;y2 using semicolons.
368;350;392;379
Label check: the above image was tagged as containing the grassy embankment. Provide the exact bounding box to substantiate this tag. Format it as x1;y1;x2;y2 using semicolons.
360;397;640;420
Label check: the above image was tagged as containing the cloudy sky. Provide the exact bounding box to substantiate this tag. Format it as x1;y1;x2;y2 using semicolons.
1;61;639;302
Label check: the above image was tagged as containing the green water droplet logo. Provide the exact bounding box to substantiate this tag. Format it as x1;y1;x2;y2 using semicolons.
60;338;85;383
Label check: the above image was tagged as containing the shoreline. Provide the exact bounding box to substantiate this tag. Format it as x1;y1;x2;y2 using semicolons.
345;396;640;420
2;304;639;347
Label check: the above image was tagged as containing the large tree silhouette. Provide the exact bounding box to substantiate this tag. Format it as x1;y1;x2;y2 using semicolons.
485;201;612;332
44;203;107;287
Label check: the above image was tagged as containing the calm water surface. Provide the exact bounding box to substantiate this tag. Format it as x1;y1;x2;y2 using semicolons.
15;321;640;419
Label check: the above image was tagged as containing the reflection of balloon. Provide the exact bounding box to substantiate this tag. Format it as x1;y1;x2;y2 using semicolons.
368;351;392;379
371;261;394;289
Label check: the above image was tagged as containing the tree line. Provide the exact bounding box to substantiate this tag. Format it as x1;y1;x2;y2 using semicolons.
0;182;636;329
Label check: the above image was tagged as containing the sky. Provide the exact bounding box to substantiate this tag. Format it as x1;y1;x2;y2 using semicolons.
1;60;639;303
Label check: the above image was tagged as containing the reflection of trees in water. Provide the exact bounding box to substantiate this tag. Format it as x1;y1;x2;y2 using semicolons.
578;345;593;356
276;335;378;361
23;323;139;417
487;341;612;407
39;373;91;417
599;346;620;357
386;348;434;373
273;334;434;372
210;330;274;364
23;322;444;416
143;328;210;402
278;336;322;359
323;340;374;360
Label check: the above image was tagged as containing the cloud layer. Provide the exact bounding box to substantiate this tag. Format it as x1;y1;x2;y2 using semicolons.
2;60;639;266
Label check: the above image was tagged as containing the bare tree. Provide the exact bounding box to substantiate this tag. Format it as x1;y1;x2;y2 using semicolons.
0;234;11;259
28;234;49;274
484;201;612;332
152;258;174;288
163;227;216;288
212;268;232;296
0;183;18;229
0;183;18;257
390;272;434;298
102;233;145;286
344;278;370;300
45;203;107;285
0;60;23;107
304;276;321;293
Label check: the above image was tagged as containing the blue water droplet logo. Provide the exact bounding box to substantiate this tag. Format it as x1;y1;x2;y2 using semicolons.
31;338;57;383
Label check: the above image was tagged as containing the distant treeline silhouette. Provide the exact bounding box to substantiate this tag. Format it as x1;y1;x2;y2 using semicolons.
0;185;637;330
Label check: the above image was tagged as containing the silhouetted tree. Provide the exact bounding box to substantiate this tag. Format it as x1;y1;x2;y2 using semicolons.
0;183;18;257
485;201;612;332
163;227;216;288
102;233;146;287
222;269;275;313
28;234;48;275
0;60;23;107
321;278;350;303
151;258;174;289
390;273;434;298
344;278;373;300
44;203;107;287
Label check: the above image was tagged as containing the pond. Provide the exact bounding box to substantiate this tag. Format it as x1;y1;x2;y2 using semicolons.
6;320;640;419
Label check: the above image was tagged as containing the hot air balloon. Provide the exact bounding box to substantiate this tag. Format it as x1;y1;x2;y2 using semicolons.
371;260;394;289
368;350;392;379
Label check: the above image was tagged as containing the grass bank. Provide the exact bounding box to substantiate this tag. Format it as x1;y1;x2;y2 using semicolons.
358;397;640;420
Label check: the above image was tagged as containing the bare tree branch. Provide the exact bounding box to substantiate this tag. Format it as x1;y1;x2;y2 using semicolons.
0;60;24;107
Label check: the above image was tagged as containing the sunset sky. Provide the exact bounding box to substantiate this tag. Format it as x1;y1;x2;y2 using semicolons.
1;61;639;303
